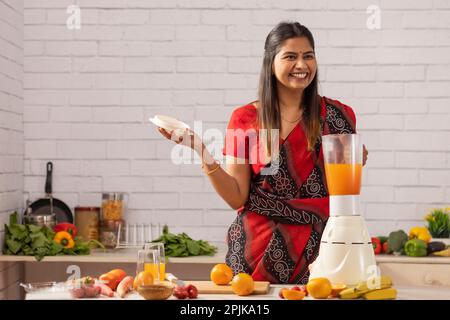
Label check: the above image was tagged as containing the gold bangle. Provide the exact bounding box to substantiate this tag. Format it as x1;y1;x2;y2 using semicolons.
204;162;221;175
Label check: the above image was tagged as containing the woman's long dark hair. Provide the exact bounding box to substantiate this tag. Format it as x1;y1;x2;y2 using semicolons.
258;21;321;156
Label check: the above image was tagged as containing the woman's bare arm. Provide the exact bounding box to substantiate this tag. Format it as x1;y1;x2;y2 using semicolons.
158;128;251;210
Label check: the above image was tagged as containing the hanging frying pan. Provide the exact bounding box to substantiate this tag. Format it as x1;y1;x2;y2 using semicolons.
25;162;73;224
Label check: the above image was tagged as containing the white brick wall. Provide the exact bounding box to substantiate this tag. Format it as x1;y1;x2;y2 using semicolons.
0;0;24;298
20;0;450;245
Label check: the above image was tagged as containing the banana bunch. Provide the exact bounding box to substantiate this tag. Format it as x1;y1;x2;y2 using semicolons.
339;276;397;300
432;248;450;257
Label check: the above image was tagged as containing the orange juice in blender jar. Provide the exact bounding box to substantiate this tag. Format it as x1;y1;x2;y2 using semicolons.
325;163;362;195
322;134;363;196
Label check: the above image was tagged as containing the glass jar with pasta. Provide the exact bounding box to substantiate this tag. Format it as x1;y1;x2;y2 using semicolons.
101;192;127;221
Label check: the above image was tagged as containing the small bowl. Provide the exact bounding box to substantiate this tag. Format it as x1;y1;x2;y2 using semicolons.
20;281;67;294
137;281;175;300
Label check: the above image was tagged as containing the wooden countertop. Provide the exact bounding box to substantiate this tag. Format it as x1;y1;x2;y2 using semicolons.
1;243;450;264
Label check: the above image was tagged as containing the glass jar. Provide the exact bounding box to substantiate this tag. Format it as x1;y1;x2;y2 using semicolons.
74;207;100;242
99;219;125;249
101;192;127;221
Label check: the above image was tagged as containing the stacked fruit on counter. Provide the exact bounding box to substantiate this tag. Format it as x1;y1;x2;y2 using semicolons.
66;268;198;299
278;276;396;300
208;263;255;296
371;226;450;257
171;263;256;299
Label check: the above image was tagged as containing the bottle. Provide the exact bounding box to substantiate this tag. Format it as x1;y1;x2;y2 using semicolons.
75;207;100;242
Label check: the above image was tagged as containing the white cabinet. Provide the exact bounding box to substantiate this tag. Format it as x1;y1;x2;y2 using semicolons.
377;256;450;287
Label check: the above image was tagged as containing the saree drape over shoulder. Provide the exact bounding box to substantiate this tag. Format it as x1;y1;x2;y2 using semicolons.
222;96;357;284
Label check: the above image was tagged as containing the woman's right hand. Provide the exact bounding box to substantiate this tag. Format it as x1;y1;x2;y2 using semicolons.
158;127;204;154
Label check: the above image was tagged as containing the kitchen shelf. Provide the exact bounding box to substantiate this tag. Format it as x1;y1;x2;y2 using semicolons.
1;247;449;264
0;242;227;263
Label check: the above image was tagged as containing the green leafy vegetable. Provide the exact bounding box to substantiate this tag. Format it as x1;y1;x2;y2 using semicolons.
152;225;217;257
3;212;105;261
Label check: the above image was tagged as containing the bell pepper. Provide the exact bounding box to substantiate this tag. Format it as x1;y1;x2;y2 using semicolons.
371;237;382;255
54;223;78;238
404;239;427;257
54;231;75;249
408;226;431;244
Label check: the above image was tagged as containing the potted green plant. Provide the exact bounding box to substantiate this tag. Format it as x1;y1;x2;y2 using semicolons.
424;207;450;245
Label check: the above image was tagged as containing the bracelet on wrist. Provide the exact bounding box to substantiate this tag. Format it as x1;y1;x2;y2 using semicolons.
202;161;221;175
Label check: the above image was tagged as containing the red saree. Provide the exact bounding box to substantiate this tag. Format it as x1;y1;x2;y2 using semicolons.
222;96;357;284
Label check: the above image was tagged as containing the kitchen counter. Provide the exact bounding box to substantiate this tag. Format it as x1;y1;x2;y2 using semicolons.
24;284;450;300
2;244;450;299
1;244;449;264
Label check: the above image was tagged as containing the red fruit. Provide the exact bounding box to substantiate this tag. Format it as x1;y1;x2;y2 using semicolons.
186;284;198;299
173;286;189;299
291;286;301;291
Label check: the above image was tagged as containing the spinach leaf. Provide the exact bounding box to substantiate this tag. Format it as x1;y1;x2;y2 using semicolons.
6;239;22;254
187;240;200;255
152;225;217;257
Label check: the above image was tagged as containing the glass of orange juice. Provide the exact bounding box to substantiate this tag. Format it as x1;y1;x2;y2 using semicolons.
136;249;160;284
143;242;166;282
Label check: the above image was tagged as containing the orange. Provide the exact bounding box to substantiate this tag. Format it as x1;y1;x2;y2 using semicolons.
306;278;332;299
279;288;288;299
133;271;154;290
210;263;233;285
330;283;347;298
282;289;306;300
231;273;254;296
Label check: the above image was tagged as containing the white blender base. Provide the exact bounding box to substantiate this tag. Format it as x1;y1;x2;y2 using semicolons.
309;215;377;286
309;243;376;286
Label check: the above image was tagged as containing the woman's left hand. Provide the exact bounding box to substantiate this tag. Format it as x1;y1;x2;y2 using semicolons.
363;144;368;166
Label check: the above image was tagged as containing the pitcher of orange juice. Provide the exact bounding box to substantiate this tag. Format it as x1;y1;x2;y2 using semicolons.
143;242;166;282
137;249;160;284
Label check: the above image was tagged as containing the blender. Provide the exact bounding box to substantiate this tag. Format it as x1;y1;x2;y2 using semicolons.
309;134;376;286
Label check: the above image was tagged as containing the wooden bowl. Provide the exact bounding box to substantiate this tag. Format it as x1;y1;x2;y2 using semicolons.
137;281;174;300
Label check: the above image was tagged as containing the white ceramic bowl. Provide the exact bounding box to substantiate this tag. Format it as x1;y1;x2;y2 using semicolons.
149;115;191;136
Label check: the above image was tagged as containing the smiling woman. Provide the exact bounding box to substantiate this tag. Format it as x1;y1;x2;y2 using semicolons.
157;21;368;284
258;23;321;154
